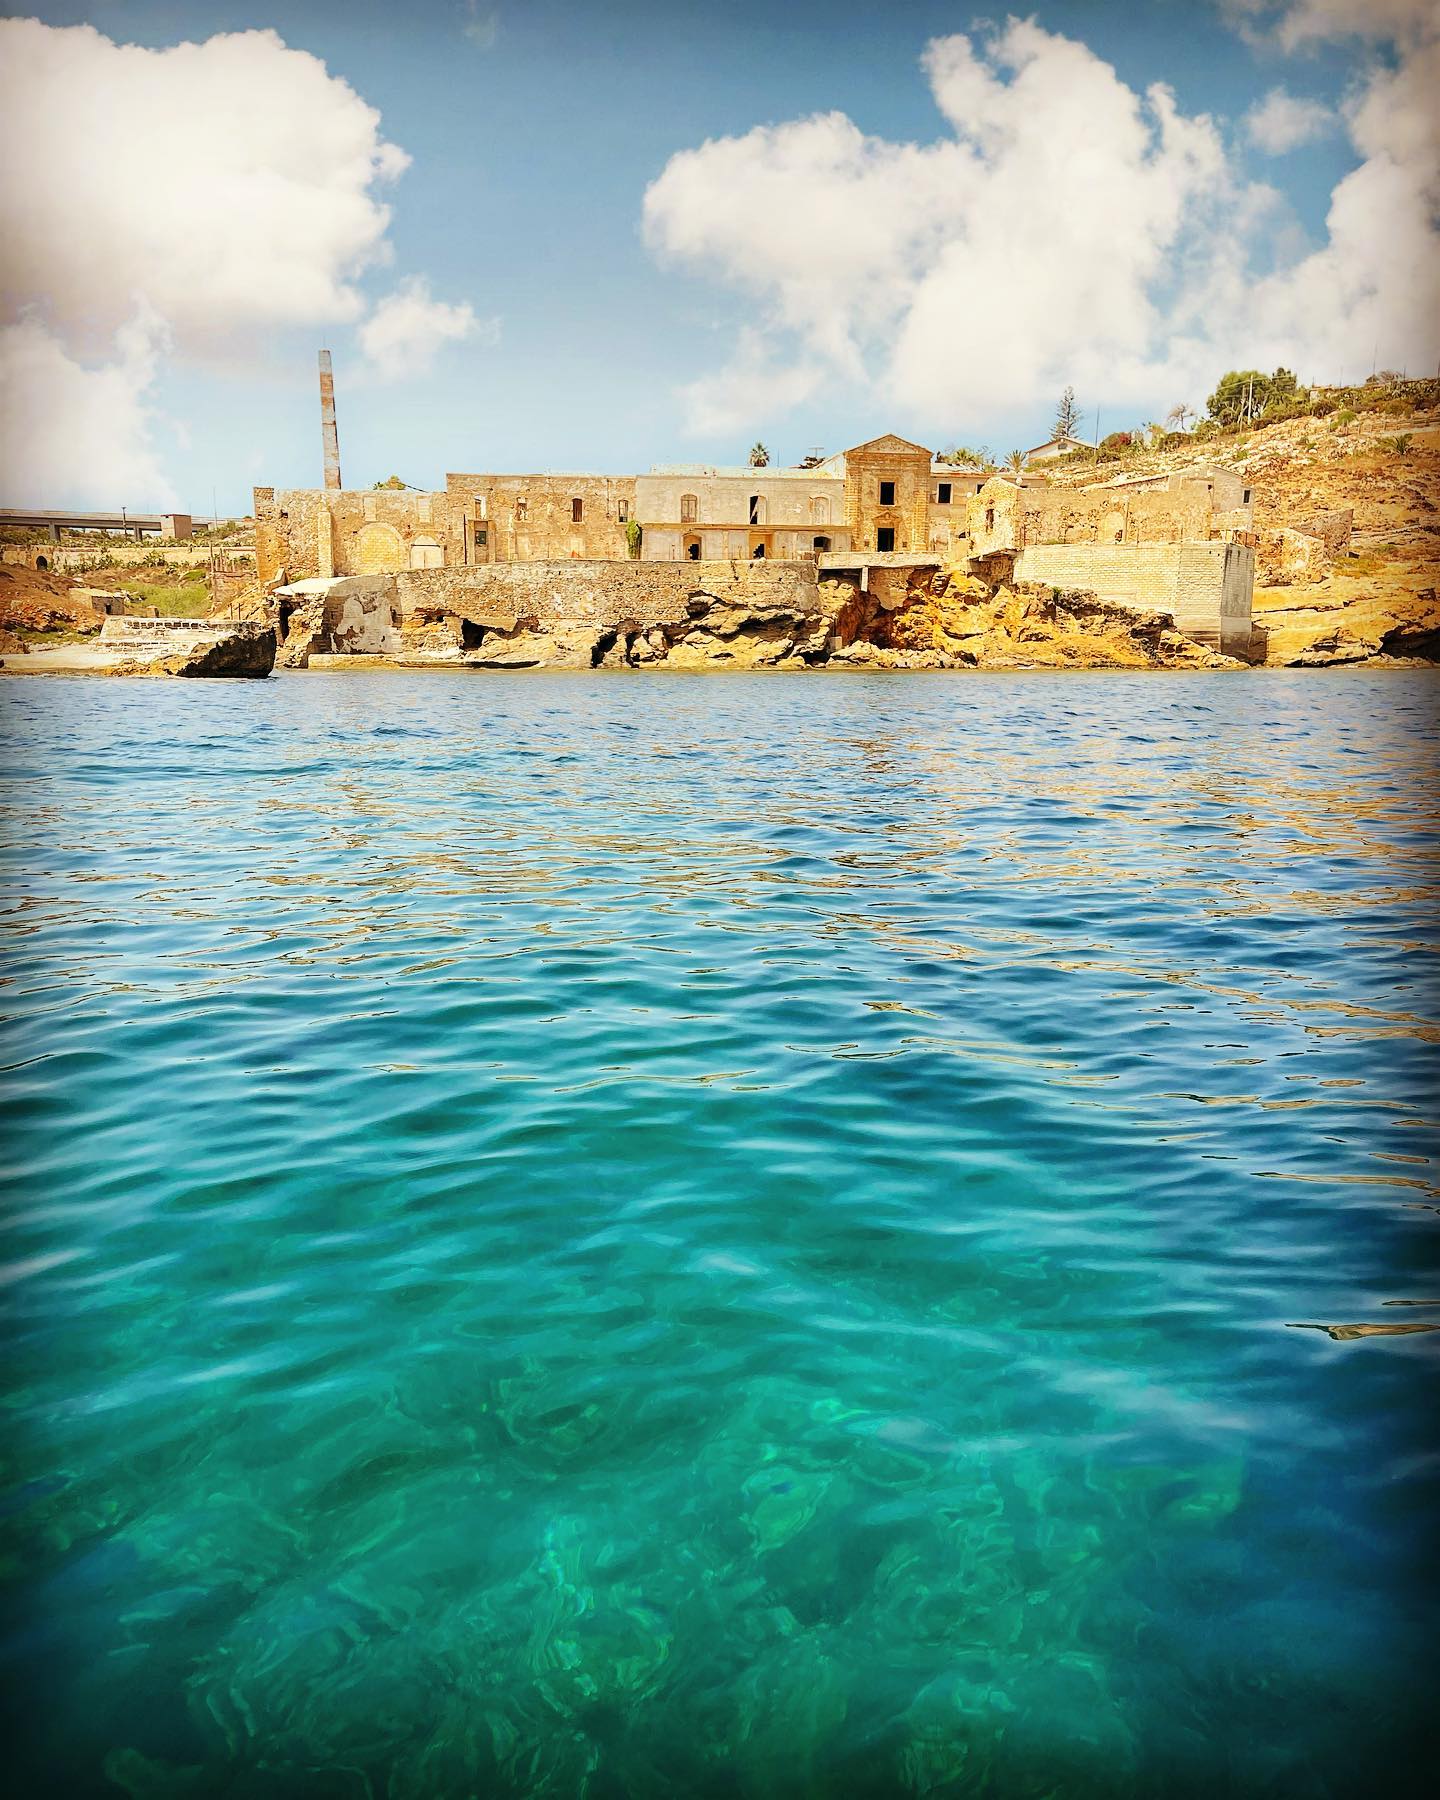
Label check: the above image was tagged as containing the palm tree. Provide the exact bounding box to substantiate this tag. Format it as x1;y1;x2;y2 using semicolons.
1004;449;1027;476
748;442;770;467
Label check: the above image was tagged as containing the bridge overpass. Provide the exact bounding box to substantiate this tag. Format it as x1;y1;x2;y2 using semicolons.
0;507;192;542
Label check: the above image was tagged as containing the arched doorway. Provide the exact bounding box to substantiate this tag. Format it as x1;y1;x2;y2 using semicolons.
684;534;702;561
35;554;48;570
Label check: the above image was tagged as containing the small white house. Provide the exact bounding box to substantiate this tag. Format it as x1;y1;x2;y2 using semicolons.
1025;433;1090;463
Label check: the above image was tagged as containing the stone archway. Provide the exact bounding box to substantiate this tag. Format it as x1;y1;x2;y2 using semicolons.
353;522;406;574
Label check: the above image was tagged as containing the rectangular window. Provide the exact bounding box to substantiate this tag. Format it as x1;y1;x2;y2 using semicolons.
937;482;952;505
879;480;896;506
1243;489;1252;505
516;499;527;520
749;495;761;525
877;526;895;552
476;495;488;521
618;499;629;522
476;527;488;546
572;497;584;522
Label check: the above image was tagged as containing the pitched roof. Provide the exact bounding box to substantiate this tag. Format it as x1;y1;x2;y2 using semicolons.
843;433;933;458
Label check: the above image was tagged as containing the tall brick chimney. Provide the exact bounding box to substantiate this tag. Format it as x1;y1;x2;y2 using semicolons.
319;349;342;490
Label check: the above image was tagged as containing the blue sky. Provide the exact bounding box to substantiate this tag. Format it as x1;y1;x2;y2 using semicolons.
1;1;1435;512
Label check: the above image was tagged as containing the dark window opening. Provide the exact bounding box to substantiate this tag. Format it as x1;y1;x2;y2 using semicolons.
618;500;629;522
876;527;895;552
937;482;952;505
572;498;584;522
475;527;488;547
751;541;766;559
879;480;896;506
749;495;761;525
985;506;995;530
35;554;48;570
1243;489;1252;504
516;499;527;521
687;541;701;561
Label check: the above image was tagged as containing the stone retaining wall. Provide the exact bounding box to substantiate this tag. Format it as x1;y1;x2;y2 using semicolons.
1013;540;1253;655
393;558;821;627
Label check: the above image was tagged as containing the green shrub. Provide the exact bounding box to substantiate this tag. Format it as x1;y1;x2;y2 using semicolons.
1332;407;1357;427
1383;435;1413;457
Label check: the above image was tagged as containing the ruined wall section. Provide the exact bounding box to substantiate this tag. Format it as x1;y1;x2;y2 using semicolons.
254;487;460;585
444;474;635;564
967;478;1253;557
1013;540;1253;656
395;557;819;628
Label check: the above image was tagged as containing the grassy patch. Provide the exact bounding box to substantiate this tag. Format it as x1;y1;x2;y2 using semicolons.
116;571;211;616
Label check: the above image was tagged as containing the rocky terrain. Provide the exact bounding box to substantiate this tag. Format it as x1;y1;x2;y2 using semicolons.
377;565;1235;673
1044;396;1440;665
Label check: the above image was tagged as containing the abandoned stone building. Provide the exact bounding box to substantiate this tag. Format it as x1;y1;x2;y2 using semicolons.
965;465;1256;656
254;436;998;584
253;438;1255;656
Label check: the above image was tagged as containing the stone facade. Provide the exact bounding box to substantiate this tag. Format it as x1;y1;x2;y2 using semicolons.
445;474;635;565
635;467;850;563
255;486;465;586
968;473;1254;559
926;464;989;557
843;436;933;554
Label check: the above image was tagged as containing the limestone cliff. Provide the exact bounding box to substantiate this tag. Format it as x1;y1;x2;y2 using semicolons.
383;563;1239;674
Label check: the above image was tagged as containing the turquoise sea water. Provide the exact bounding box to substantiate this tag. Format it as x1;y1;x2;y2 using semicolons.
1;670;1437;1798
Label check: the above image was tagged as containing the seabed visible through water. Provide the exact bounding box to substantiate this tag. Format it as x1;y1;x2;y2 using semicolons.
1;669;1436;1797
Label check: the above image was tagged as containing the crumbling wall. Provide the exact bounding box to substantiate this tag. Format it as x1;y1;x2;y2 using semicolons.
254;487;460;585
394;558;819;628
1013;540;1253;656
444;474;635;564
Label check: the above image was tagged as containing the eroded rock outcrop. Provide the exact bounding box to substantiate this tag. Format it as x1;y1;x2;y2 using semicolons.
382;561;1248;673
103;624;277;679
1256;588;1440;666
827;572;1241;670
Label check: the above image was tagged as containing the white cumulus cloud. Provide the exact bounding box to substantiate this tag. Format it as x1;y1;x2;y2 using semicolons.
1246;87;1333;152
1228;1;1439;51
644;19;1246;429
0;18;483;504
0;310;176;508
356;278;494;381
643;12;1440;435
0;19;409;349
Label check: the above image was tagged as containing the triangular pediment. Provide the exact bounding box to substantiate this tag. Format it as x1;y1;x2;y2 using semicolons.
844;433;933;459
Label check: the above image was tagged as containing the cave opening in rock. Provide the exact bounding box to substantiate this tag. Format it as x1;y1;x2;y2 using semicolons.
459;618;484;651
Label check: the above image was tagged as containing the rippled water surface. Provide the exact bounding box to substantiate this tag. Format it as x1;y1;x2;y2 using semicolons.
1;671;1437;1797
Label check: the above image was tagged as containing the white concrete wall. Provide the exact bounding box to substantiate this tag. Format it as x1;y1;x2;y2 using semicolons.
1013;539;1253;655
